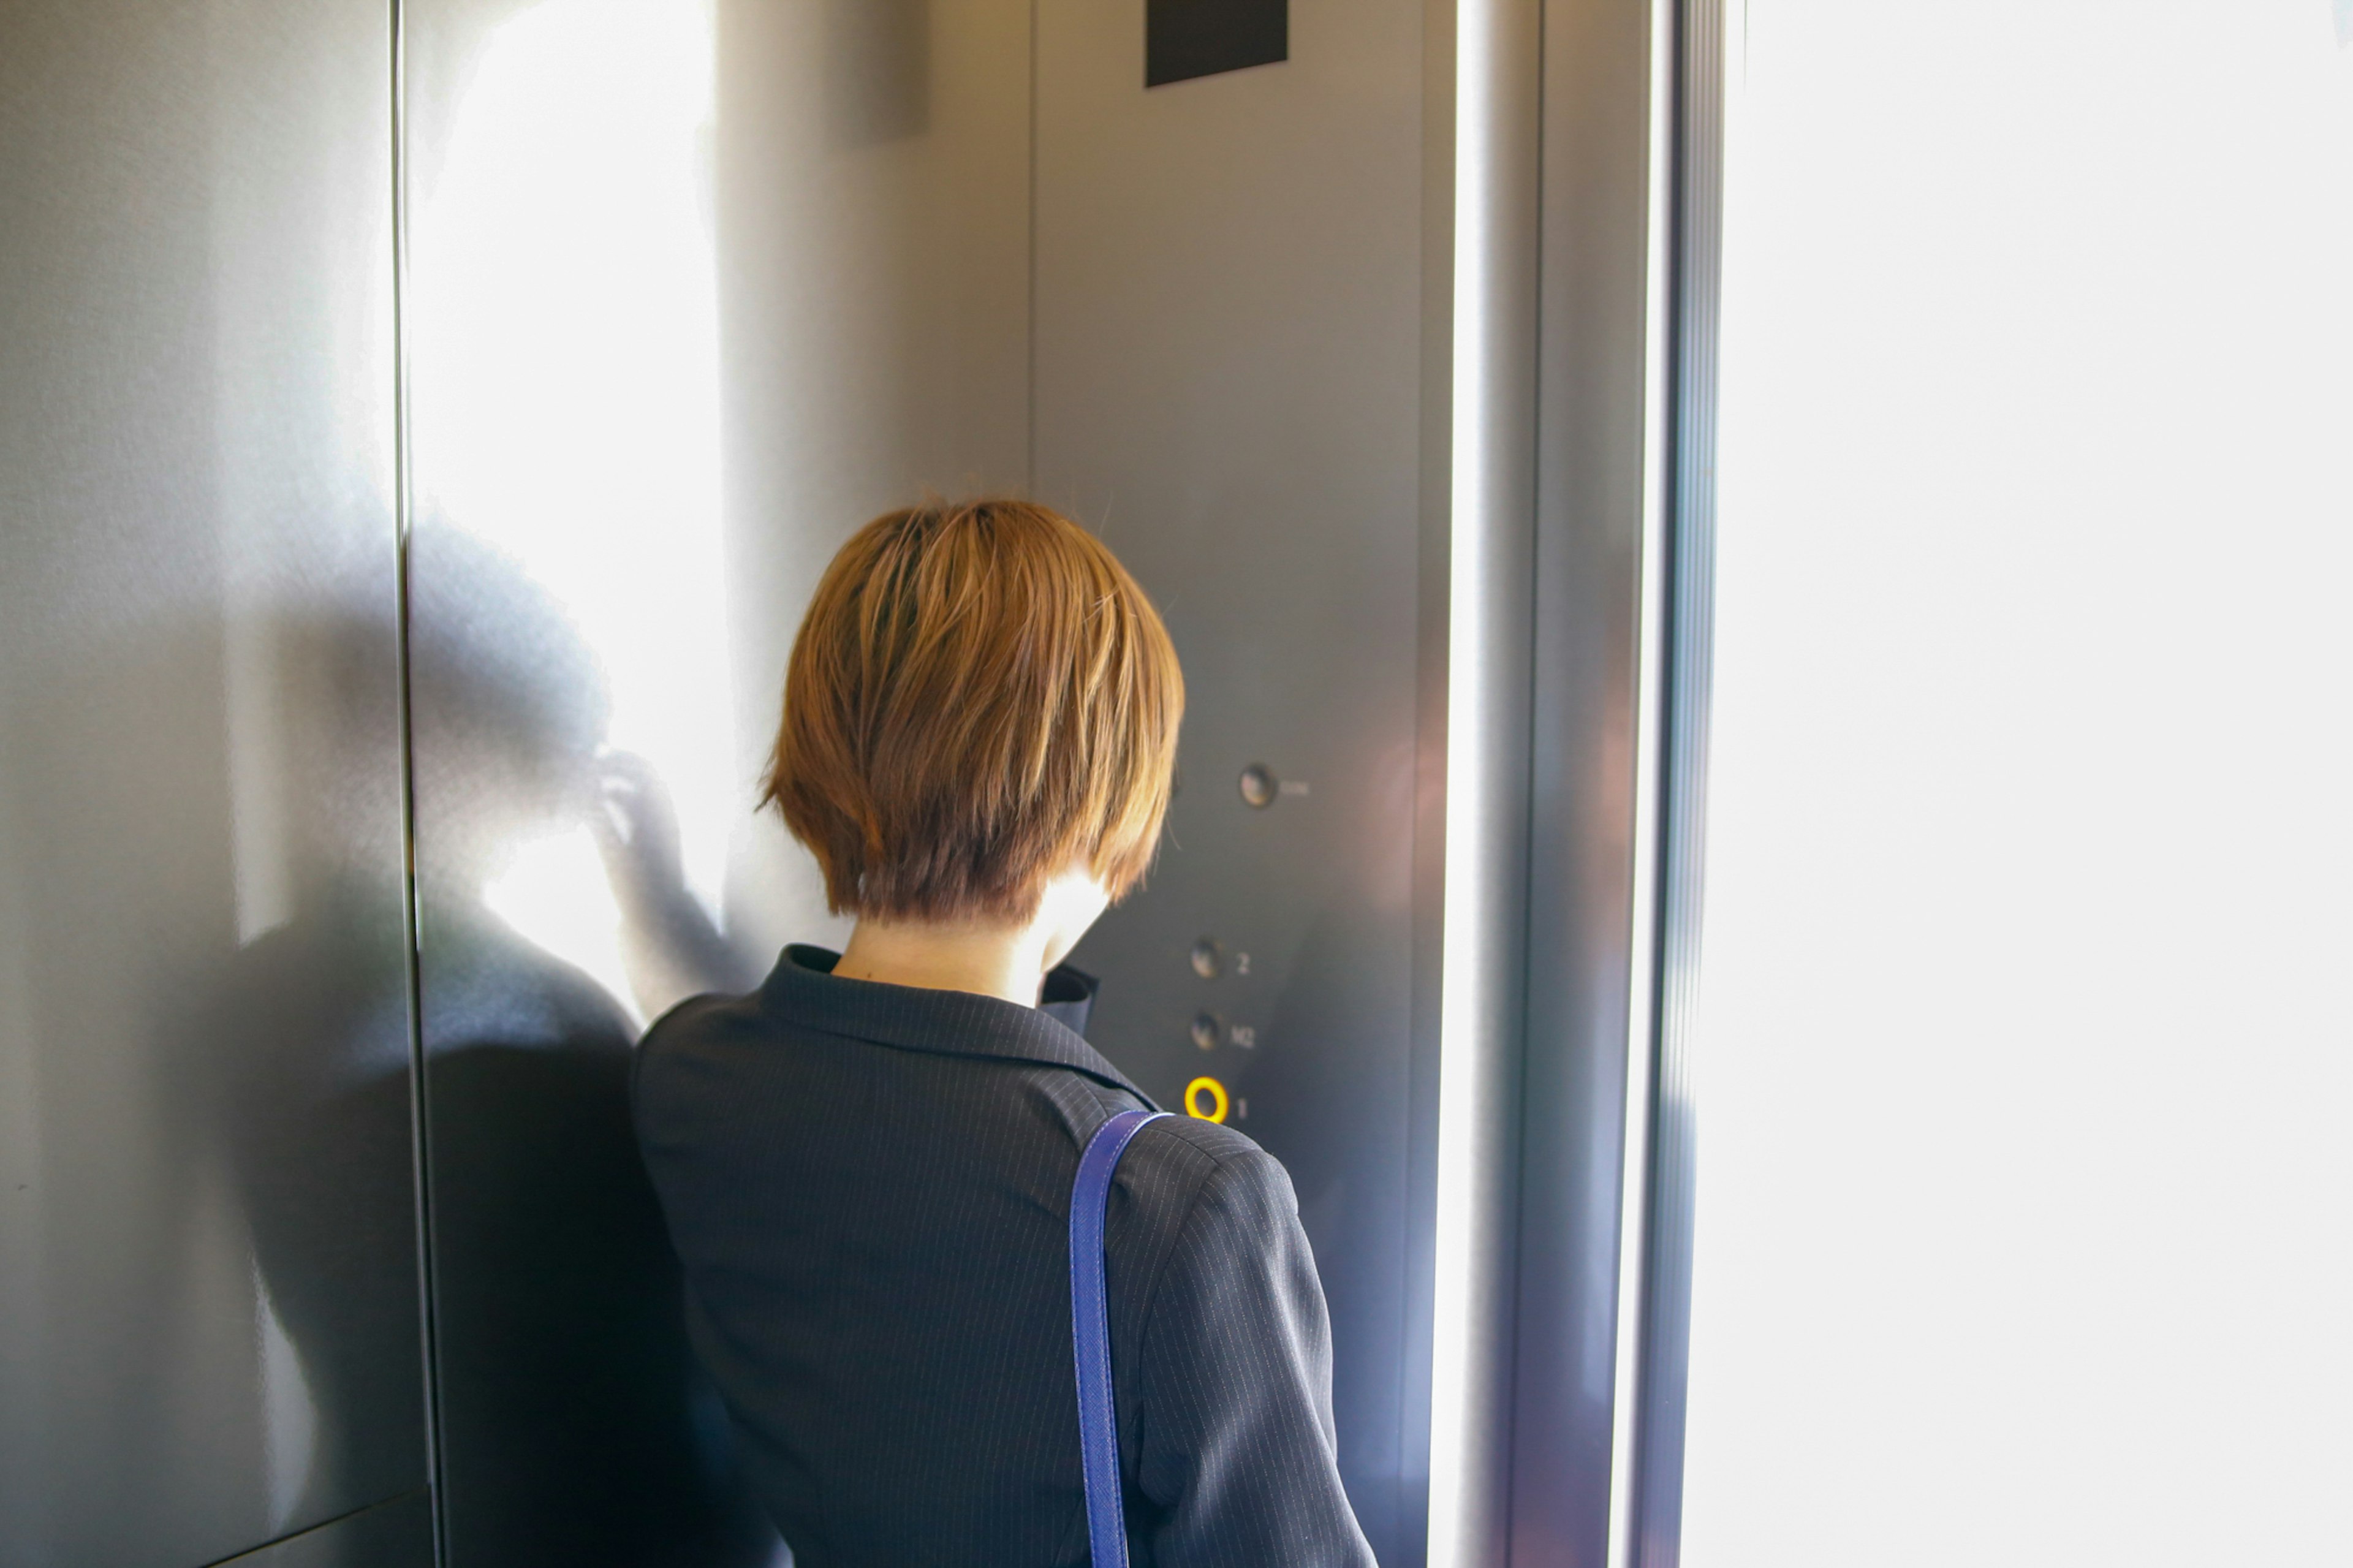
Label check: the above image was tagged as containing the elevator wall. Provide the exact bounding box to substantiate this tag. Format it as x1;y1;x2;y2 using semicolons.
0;3;428;1566
1034;4;1438;1558
0;4;1612;1564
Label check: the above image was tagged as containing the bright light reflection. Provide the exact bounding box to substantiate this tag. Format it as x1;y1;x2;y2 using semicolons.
1431;3;1516;1561
480;825;632;1006
1682;6;2353;1565
414;0;727;1009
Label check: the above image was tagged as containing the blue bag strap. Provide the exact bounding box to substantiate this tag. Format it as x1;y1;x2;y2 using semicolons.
1070;1107;1167;1567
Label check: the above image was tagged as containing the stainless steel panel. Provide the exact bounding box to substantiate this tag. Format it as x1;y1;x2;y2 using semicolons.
1507;0;1673;1563
0;2;423;1564
210;1493;434;1568
1031;4;1439;1559
400;1;1029;1560
1427;0;1542;1563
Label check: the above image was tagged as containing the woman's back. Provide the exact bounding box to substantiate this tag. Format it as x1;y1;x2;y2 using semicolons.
634;946;1376;1567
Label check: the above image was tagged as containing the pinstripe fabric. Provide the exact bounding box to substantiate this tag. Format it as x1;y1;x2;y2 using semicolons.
633;947;1376;1567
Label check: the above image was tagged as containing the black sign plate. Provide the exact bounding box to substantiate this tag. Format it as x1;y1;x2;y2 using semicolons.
1146;0;1287;88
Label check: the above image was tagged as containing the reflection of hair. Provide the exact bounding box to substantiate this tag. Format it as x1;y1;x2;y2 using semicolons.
765;499;1183;922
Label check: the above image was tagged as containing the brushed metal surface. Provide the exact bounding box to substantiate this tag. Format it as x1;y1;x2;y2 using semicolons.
1033;3;1438;1559
1507;0;1674;1564
1427;1;1542;1564
0;2;423;1565
399;1;1027;1560
209;1493;434;1568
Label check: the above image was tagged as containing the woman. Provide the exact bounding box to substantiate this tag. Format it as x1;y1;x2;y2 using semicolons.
634;500;1376;1566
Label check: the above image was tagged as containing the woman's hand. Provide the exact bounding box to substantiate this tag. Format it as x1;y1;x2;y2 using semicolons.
589;748;757;1017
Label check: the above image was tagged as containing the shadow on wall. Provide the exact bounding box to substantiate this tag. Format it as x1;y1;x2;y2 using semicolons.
201;523;782;1566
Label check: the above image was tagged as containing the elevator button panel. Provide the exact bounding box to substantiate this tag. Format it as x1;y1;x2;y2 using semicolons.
1039;5;1428;1549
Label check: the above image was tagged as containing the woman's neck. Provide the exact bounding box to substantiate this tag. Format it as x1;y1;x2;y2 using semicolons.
834;915;1050;1007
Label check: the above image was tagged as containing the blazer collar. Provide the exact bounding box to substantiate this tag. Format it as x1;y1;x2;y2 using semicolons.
759;945;1154;1107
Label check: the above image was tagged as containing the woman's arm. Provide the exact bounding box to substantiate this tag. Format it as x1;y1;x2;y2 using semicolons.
1133;1149;1378;1566
590;748;760;1018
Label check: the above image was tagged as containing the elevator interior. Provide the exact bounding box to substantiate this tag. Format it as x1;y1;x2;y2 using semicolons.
2;2;1683;1564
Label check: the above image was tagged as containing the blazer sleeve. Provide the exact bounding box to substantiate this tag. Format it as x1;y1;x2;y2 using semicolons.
1132;1149;1377;1567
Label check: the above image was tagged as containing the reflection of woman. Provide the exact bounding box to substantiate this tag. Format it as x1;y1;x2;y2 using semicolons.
210;531;771;1565
634;501;1376;1565
398;525;771;1566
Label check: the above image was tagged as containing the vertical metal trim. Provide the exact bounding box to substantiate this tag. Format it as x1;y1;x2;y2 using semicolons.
1604;0;1679;1555
1514;0;1669;1558
387;1;449;1560
1404;0;1458;1556
1428;1;1543;1564
1627;0;1728;1562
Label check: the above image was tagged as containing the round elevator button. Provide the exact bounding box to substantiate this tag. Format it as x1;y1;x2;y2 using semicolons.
1184;1076;1230;1124
1190;1012;1222;1051
1237;764;1277;808
1189;938;1221;979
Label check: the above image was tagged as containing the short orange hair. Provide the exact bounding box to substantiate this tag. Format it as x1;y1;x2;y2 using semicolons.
763;499;1184;922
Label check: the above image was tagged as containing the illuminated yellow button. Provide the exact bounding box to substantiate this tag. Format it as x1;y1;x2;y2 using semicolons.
1183;1075;1230;1124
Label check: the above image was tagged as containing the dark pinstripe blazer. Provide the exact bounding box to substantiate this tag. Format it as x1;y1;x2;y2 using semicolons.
633;945;1376;1567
